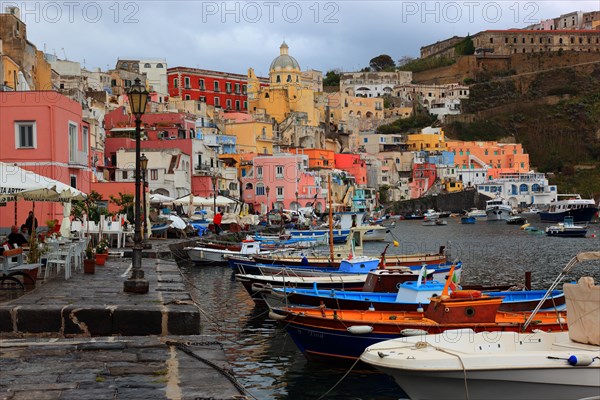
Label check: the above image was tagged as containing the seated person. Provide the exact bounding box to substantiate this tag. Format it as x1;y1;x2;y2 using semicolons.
19;224;30;241
7;225;29;247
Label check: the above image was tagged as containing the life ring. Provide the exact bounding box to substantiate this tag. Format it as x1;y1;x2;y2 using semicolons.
450;290;482;299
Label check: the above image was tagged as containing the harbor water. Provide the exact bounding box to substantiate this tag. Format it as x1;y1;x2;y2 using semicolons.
177;217;600;400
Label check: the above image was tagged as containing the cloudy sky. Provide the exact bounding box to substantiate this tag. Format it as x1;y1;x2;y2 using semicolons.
16;0;599;75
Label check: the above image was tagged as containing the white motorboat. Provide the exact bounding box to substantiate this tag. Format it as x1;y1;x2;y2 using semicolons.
423;209;440;219
466;208;487;218
485;197;512;221
362;225;390;241
185;239;274;264
361;251;600;400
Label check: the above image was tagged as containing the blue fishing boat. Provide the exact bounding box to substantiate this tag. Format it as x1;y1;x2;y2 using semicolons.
264;280;565;312
461;216;476;224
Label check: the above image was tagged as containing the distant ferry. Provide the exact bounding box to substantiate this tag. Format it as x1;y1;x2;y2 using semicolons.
539;194;598;223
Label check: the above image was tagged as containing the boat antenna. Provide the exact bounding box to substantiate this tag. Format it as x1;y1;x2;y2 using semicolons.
523;251;600;330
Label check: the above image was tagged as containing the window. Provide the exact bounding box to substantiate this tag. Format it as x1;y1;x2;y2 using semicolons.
199;96;206;102
185;94;191;100
144;63;151;68
235;83;240;93
214;97;220;107
276;187;284;197
214;81;220;91
257;166;263;178
122;171;128;180
70;175;77;189
235;100;240;111
242;85;247;94
243;101;247;109
276;166;284;178
286;75;292;82
199;79;205;90
82;126;89;154
226;99;232;109
156;63;163;68
150;169;158;180
173;78;178;88
256;184;265;196
226;82;232;93
490;38;493;44
276;75;281;83
184;77;190;89
363;138;368;143
15;121;36;148
68;123;77;162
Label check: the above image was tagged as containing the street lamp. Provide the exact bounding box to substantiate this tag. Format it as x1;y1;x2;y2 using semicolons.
124;78;149;294
266;186;270;213
140;153;148;241
295;191;299;211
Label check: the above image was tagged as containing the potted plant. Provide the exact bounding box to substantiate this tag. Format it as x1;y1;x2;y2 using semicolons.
95;239;109;266
84;246;95;274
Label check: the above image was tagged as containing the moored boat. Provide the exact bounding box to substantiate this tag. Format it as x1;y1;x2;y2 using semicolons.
539;194;598;223
360;251;600;400
466;208;487;218
485;197;512;221
545;217;588;237
185;239;272;264
461;216;476;224
506;215;528;225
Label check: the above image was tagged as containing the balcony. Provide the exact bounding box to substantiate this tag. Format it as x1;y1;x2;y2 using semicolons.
69;151;88;167
256;135;281;142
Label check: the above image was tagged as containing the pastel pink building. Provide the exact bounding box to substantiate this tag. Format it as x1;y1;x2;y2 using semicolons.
334;154;367;186
0;91;91;229
241;154;326;213
446;141;530;172
410;163;437;199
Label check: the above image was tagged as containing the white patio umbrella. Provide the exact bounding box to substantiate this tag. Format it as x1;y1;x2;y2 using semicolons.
149;193;175;204
59;202;72;237
173;195;236;207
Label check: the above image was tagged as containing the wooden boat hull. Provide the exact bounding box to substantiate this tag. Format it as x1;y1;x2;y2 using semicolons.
250;253;448;268
274;303;567;360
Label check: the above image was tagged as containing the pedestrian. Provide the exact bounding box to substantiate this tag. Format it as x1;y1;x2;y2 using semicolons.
25;211;38;236
213;210;224;235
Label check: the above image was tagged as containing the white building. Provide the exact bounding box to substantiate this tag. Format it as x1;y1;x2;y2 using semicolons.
116;148;191;198
395;83;469;121
340;71;412;98
476;172;558;208
139;58;168;99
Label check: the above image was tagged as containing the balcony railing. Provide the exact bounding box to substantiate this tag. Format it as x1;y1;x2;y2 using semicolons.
69;150;88;166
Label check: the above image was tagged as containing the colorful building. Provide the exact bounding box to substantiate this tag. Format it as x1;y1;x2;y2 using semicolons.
0;91;91;228
289;148;334;170
224;116;275;155
410;163;437;199
168;67;268;111
241;154;326;213
406;127;447;151
334;154;367;186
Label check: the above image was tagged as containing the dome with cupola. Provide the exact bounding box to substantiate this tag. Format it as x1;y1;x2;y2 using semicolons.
269;41;300;72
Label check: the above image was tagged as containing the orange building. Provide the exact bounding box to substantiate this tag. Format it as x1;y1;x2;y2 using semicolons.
334;154;367;186
446;141;530;172
290;148;334;170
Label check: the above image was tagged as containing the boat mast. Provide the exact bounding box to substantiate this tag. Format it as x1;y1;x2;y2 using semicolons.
328;174;334;262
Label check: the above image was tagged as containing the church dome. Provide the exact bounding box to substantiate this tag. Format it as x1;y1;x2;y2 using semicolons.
269;41;300;71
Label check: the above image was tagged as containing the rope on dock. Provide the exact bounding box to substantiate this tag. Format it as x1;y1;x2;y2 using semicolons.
166;340;258;400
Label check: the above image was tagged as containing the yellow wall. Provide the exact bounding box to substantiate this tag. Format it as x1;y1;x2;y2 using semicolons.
406;130;447;151
34;50;53;90
2;55;19;89
225;121;274;155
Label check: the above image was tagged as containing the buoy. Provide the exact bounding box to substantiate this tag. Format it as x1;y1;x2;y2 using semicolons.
268;311;287;321
393;240;399;247
520;223;530;230
347;325;374;335
368;304;375;311
568;354;595;366
401;328;428;336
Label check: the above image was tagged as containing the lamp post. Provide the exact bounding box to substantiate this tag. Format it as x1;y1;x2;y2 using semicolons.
124;78;149;294
266;186;270;213
295;191;299;211
140;153;148;241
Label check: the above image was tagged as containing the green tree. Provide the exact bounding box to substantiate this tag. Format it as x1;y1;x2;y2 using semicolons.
109;192;135;222
71;190;112;223
455;35;475;56
369;54;396;72
323;70;341;87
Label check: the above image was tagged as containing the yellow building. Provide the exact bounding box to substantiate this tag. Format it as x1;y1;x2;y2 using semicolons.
406;127;447;151
247;42;325;149
2;53;19;89
34;50;53;90
224;119;275;155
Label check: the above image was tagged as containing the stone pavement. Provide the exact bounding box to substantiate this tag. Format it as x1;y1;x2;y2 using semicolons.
0;239;250;399
0;335;249;400
0;242;199;336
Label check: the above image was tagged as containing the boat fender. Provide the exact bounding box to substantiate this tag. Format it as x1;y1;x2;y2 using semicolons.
401;328;428;337
347;325;374;335
451;290;482;299
268;311;287;321
568;354;596;366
